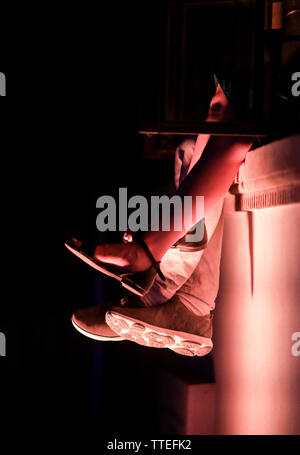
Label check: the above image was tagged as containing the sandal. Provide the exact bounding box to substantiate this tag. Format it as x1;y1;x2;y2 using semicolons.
65;232;165;297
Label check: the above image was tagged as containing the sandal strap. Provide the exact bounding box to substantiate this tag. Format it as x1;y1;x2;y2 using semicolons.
123;230;166;281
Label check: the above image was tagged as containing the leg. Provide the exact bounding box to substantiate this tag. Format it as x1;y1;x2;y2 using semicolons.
72;136;204;340
142;136;219;307
105;199;225;356
73;135;226;354
175;203;225;316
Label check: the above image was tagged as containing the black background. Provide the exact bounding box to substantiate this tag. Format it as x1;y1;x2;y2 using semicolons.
0;2;215;443
1;2;298;448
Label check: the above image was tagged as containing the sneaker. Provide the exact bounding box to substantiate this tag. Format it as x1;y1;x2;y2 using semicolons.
105;295;213;357
71;296;144;341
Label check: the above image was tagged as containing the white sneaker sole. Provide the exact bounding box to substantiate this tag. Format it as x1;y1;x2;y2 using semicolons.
105;311;213;357
71;318;124;341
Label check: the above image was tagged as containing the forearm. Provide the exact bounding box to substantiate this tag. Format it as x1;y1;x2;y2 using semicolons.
187;83;238;172
177;134;252;215
143;84;253;259
144;135;252;260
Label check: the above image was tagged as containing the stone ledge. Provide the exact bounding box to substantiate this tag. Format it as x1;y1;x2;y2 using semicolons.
230;134;300;210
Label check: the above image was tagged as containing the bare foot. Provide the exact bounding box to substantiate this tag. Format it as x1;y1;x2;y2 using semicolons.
94;243;153;273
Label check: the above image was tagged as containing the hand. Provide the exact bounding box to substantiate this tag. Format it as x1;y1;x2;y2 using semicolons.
206;83;236;122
